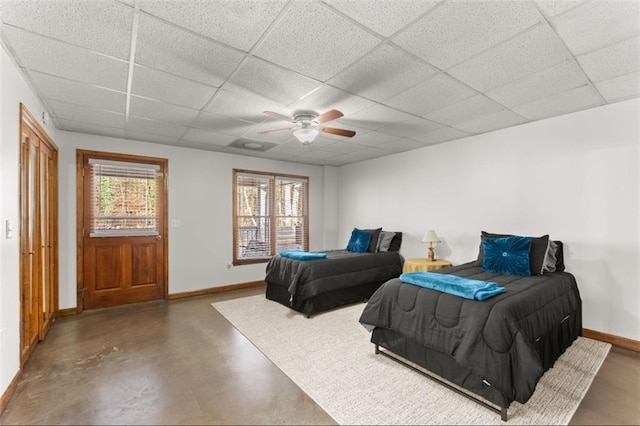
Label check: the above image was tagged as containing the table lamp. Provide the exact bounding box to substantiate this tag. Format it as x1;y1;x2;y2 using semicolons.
422;230;441;261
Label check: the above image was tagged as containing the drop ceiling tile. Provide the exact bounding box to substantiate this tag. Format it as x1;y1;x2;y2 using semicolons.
312;139;364;154
384;73;477;116
375;117;442;139
48;100;126;129
2;26;129;91
485;60;588;107
242;122;296;144
135;15;245;87
513;85;603;121
225;57;321;105
534;0;584;18
449;24;570;92
205;87;283;123
191;111;256;136
328;45;438;103
576;36;640;83
177;140;230;153
375;138;425;154
594;72;640;103
128;96;200;127
2;0;133;59
350;131;403;148
252;1;381;81
58;119;125;139
30;71;126;114
125;116;188;138
138;0;288;52
549;0;640;56
408;126;470;145
453;109;528;134
334;146;394;162
180;128;239;147
323;0;440;37
131;65;217;109
424;95;503;126
346;103;417;131
124;130;179;145
298;144;350;157
393;0;540;70
286;85;377;117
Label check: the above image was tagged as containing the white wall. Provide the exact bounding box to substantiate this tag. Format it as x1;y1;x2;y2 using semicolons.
0;45;59;398
337;98;640;342
57;132;335;308
1;41;337;399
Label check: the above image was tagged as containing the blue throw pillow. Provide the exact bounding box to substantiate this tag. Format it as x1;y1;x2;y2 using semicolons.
482;236;532;277
346;228;372;253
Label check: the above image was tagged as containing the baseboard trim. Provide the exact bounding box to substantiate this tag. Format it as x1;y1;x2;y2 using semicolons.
58;307;78;317
0;368;23;415
166;280;266;300
583;328;640;352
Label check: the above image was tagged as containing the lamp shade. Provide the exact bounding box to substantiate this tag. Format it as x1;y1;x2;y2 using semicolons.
293;127;319;144
421;230;441;243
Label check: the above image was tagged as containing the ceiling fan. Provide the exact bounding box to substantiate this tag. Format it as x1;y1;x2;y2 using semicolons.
259;109;356;144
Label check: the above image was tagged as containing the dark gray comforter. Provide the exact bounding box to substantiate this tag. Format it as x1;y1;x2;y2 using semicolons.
359;261;582;405
265;249;403;305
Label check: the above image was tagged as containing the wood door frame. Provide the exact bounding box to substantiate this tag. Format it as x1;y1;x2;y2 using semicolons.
75;149;169;313
19;104;59;364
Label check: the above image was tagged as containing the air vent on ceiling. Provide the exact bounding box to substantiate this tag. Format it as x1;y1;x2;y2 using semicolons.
228;138;277;152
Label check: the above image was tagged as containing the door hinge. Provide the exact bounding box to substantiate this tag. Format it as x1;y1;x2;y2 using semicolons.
78;287;86;299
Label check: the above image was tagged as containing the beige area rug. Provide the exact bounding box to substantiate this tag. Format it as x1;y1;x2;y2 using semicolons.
212;295;610;425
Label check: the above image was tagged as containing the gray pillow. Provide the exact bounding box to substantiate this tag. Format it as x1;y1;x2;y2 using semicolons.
376;231;396;252
543;240;558;272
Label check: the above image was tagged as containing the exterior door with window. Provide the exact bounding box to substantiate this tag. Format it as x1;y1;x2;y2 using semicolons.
78;151;168;310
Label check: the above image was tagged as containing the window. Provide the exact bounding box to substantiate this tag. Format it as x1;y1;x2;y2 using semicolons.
88;158;160;237
233;169;309;264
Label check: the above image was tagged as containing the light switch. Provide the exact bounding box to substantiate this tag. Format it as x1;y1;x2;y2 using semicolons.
170;219;181;227
5;220;13;239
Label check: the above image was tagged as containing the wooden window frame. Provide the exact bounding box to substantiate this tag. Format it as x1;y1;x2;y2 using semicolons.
232;169;309;266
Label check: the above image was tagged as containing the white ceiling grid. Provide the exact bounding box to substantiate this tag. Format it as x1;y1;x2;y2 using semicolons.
0;0;638;166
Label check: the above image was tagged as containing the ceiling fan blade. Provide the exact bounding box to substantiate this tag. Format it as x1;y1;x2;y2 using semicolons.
322;127;356;138
316;109;344;124
263;111;295;123
258;127;294;135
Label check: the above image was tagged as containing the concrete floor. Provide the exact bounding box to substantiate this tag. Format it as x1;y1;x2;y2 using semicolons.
1;286;639;425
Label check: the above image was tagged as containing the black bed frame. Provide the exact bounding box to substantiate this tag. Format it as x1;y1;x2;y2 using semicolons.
266;280;385;317
370;304;582;422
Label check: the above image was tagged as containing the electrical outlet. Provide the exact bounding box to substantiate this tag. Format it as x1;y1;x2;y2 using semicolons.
170;219;181;227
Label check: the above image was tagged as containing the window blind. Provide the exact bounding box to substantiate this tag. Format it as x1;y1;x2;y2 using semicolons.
88;159;160;237
234;170;308;262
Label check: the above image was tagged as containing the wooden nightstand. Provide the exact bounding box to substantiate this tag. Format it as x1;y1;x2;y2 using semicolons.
403;258;453;273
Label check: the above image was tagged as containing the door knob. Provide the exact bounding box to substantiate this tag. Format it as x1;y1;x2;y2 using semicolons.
156;235;162;240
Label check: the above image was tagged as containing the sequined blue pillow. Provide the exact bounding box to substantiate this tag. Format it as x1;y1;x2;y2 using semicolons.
482;236;532;277
346;228;372;253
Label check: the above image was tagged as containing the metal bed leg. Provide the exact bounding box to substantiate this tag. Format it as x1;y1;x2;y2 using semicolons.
501;407;508;421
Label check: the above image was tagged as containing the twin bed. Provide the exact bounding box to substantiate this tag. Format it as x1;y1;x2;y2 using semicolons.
264;230;582;421
265;230;403;316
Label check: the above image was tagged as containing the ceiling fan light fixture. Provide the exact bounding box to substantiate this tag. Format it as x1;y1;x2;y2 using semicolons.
293;127;319;144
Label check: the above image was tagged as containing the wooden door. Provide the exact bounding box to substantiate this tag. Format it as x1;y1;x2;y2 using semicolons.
39;141;58;338
77;150;168;310
19;104;58;365
20;127;40;364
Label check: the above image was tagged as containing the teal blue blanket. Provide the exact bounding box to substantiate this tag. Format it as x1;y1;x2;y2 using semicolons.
399;272;505;301
279;250;327;260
